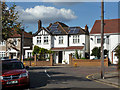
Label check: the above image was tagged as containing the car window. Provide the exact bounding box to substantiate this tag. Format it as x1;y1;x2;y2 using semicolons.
2;62;24;70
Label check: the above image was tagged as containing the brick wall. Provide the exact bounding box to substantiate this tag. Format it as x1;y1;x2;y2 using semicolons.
23;54;53;66
69;54;108;67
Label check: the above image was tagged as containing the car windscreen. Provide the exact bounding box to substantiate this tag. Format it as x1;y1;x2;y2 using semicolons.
2;62;25;70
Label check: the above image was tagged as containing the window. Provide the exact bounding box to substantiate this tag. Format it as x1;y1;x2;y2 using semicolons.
0;52;6;57
96;36;105;44
73;35;79;44
27;52;32;58
13;38;18;46
0;41;5;46
44;54;49;61
37;37;41;44
59;36;63;44
44;36;49;44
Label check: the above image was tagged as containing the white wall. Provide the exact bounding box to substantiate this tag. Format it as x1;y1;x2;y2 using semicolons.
90;34;120;64
69;35;85;47
53;35;68;48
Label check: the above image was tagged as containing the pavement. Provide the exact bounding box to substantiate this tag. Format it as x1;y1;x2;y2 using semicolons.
87;71;120;88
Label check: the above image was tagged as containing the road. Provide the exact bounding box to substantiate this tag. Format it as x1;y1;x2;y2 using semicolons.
26;65;118;90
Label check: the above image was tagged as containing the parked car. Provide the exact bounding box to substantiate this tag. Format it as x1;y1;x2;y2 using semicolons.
0;57;9;60
0;59;30;89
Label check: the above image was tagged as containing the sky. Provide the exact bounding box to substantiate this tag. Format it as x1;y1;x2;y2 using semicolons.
6;2;119;33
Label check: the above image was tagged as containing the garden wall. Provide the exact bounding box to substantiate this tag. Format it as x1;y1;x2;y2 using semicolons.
69;54;108;67
23;54;53;66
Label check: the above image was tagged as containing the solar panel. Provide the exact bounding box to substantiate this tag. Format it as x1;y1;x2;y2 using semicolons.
53;30;61;34
51;24;59;27
69;28;80;34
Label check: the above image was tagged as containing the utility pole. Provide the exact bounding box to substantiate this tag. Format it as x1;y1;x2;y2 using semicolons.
101;0;104;79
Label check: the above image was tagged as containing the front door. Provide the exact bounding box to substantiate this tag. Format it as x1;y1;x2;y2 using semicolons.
59;51;62;63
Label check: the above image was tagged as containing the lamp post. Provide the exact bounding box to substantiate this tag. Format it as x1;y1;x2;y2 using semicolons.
101;0;104;79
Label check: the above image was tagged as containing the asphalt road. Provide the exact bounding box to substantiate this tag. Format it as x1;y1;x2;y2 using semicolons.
26;65;119;90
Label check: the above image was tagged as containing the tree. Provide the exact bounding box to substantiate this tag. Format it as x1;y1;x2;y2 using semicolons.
1;1;22;56
115;45;120;69
91;47;108;59
32;45;53;60
75;50;79;59
2;1;22;40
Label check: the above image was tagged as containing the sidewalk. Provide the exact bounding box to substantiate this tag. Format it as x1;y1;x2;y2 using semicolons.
87;71;120;88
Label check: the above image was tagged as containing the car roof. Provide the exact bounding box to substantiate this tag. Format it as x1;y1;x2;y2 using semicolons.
2;59;21;63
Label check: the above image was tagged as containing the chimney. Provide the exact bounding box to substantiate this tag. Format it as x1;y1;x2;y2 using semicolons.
38;20;42;30
85;24;88;31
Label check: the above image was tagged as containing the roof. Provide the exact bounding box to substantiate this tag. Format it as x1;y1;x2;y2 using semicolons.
90;19;120;34
51;46;84;51
47;22;88;35
9;29;32;38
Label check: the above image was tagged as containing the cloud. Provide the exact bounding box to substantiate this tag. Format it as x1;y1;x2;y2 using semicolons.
15;5;77;24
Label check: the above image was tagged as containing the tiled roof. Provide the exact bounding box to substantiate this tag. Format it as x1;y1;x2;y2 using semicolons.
51;46;84;51
9;29;32;38
90;19;120;34
48;22;88;35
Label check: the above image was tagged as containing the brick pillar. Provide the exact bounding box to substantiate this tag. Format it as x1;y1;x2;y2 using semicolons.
69;53;72;66
34;55;37;66
50;54;53;66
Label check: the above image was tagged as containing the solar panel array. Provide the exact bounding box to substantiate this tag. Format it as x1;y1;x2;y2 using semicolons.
49;24;61;34
68;27;80;34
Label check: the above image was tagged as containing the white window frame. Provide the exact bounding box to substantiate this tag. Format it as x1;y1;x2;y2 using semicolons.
59;36;63;44
37;36;41;45
0;40;6;46
0;52;6;57
96;36;105;44
73;35;79;44
44;36;49;44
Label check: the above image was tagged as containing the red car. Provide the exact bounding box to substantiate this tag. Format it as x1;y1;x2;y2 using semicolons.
0;59;30;89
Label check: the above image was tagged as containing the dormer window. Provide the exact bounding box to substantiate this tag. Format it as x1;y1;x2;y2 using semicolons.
59;36;63;44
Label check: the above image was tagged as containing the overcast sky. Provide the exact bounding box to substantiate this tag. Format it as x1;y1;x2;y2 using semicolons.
6;2;119;33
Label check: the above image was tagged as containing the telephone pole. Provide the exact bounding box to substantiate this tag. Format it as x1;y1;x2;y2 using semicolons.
101;0;104;79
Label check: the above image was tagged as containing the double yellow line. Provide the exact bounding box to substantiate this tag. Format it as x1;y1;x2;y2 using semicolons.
86;73;120;88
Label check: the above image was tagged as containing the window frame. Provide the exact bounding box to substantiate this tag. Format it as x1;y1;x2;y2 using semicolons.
37;36;41;45
59;36;63;44
73;35;80;44
44;36;49;44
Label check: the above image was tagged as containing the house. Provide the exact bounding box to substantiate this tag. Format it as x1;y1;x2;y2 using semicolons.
26;20;90;64
0;29;32;59
90;19;120;64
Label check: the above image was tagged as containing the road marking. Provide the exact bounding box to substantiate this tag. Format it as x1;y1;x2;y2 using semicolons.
45;70;51;78
86;73;119;88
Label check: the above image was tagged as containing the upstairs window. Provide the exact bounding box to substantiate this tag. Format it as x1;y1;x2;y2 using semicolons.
96;36;105;44
59;36;63;44
44;36;49;44
0;40;5;46
73;35;79;44
37;37;41;44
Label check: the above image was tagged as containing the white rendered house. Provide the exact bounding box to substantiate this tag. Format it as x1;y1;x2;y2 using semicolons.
90;19;120;64
26;20;90;64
